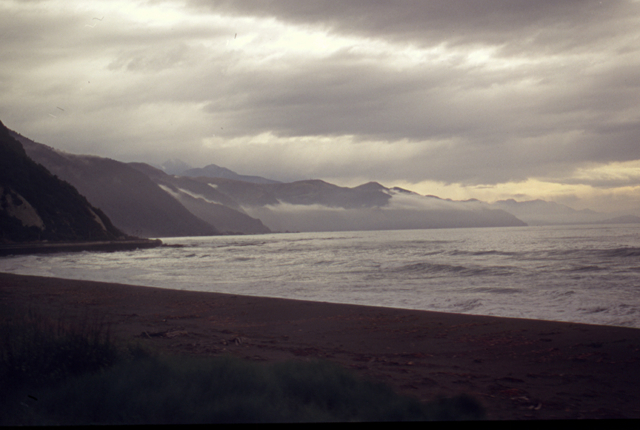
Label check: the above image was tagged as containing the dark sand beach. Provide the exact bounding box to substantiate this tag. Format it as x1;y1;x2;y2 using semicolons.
1;271;639;420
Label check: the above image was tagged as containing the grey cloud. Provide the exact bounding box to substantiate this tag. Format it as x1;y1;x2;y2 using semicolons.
203;54;524;141
2;0;640;209
107;41;199;72
192;54;636;185
187;0;635;54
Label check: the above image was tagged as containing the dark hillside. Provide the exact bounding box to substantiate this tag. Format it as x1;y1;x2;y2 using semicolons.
0;120;126;243
13;132;219;238
128;163;271;234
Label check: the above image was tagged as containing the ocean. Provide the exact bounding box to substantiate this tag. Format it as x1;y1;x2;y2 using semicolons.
1;224;639;328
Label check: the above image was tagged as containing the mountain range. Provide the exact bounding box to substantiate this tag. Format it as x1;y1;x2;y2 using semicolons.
4;123;638;240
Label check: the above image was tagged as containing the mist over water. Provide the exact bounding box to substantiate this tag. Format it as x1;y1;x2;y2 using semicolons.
2;225;639;328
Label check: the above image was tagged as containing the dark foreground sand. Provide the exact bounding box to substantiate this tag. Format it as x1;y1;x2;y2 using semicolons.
1;272;639;421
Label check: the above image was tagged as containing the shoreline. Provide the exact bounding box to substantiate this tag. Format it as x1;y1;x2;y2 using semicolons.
1;272;639;420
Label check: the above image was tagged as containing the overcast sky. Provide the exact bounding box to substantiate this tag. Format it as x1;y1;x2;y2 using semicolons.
2;0;640;213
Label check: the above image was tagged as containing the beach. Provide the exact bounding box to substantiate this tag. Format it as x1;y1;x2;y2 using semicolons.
1;272;639;421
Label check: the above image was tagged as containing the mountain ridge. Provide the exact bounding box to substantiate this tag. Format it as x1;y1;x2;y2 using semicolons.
1;121;130;243
12;132;221;238
5;125;528;235
14;123;636;237
181;163;281;185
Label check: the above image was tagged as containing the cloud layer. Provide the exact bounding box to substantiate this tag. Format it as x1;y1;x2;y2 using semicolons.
1;0;640;213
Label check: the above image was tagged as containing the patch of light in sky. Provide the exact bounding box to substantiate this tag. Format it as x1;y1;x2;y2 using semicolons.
397;179;587;204
465;47;495;65
103;0;189;28
221;18;366;63
202;12;509;72
573;160;640;183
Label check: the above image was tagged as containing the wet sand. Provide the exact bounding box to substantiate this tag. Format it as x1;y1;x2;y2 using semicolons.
1;272;639;420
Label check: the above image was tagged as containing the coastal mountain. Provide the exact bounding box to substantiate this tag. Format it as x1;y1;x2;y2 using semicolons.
128;163;271;234
159;158;193;175
0;120;127;243
181;163;281;184
157;158;279;184
199;178;392;209
6;124;530;236
186;177;527;232
13;133;220;238
12;128;271;236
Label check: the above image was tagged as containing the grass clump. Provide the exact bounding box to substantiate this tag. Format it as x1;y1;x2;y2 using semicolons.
0;309;484;424
0;308;148;424
1;309;118;388
26;356;484;424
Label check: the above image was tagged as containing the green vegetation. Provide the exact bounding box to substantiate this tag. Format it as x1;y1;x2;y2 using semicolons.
0;310;484;424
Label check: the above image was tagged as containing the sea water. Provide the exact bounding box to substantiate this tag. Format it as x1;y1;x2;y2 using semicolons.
1;224;639;328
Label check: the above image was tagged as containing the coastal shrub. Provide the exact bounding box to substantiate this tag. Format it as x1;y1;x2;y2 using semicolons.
0;309;117;387
13;355;484;424
0;308;148;425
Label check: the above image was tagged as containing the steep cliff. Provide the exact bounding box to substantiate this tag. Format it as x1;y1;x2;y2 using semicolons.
0;121;127;243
